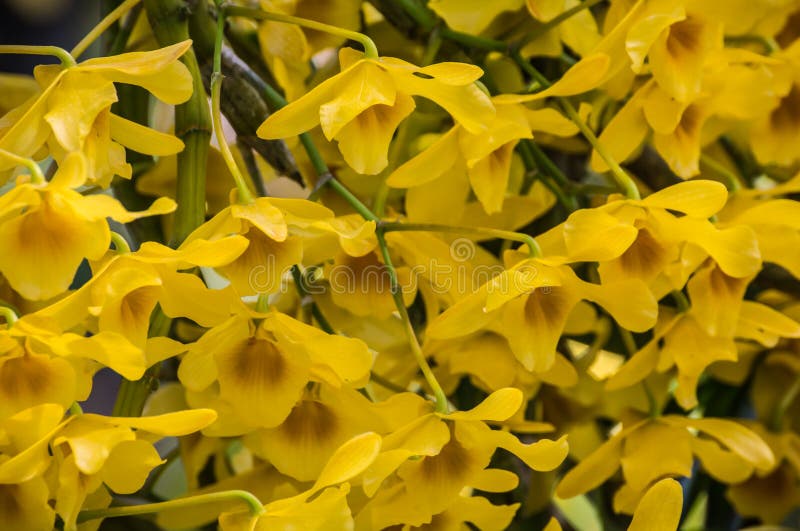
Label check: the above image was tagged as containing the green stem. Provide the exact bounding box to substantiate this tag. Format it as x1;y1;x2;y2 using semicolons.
700;154;743;192
109;232;131;253
328;178;381;222
112;307;171;417
212;2;255;204
0;306;18;326
290;266;336;334
77;489;264;524
517;0;604;48
0;45;76;66
108;3;142;54
69;402;84;416
0;148;45;183
224;5;379;59
770;375;800;431
376;230;448;413
71;0;141;58
145;0;212;246
671;290;690;312
381;222;541;257
510;52;640;199
370;371;407;393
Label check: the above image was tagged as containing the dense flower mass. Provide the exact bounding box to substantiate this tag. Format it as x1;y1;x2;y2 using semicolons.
0;0;800;529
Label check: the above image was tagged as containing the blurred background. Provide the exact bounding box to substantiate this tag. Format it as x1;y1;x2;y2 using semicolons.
1;0;97;73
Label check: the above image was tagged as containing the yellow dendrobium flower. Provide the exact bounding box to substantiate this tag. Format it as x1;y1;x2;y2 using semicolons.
539;180;761;295
218;432;382;531
244;384;422;483
427;254;657;372
257;0;362;101
0;152;176;300
51;409;217;531
725;423;800;524
0;41;192;186
257;48;495;175
556;415;774;515
32;236;249;351
0;404;65;531
179;310;373;436
388;99;576;214
430;332;579;399
185;196;374;296
357;388;567;528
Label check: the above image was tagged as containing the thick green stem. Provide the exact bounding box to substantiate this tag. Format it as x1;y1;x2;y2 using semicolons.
77;490;264;523
145;0;211;246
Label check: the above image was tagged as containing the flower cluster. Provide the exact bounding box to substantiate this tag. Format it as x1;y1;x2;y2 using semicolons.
0;0;799;529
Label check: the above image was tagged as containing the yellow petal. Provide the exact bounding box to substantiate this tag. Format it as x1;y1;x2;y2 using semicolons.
94;408;218;436
494;53;611;103
78;195;176;223
641;180;728;218
257;60;364;139
79;41;193;104
621;421;692;491
628;478;683;531
691;437;754;484
490;431;569;471
430;0;525;33
563;208;639;261
386;127;461;188
664;417;775;471
556;429;628;498
319;61;397;140
391;67;495;134
469;141;519;213
109;113;185;156
0;191;109;300
0;477;55;531
102;439;164;494
335;92;416;174
311;431;382;492
445;388;523;422
0;352;77;419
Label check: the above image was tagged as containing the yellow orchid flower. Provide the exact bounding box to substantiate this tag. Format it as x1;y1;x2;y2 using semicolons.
557;414;774;515
51;409;217;530
32;236;249;351
0;404;66;531
178;310;372;435
0;41;193;186
0;152;176;300
185;196;374;296
430;332;578;399
427;254;657;372
257;48;495;175
538;181;761;296
388;100;576;214
357;388;567;528
219;431;382;531
257;0;362;101
725;422;800;524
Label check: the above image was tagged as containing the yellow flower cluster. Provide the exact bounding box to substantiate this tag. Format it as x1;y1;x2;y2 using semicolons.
0;0;799;529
